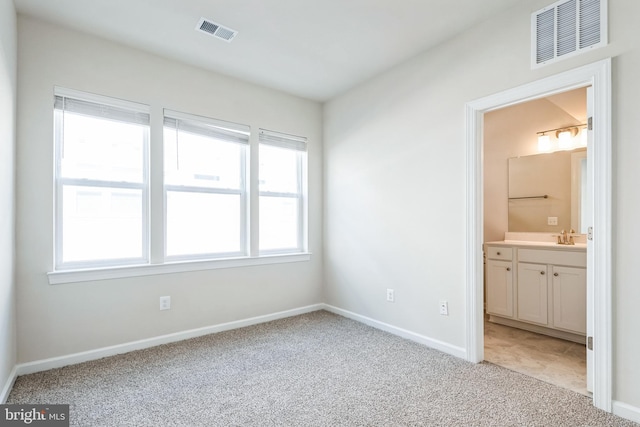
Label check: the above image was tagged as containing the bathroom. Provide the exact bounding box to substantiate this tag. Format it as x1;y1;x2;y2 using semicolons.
482;87;590;395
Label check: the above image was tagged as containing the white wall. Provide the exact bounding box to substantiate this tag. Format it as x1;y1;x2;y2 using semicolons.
324;0;640;411
0;0;17;401
15;16;323;363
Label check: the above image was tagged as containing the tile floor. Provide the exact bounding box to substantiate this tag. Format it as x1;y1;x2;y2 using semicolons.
484;319;589;396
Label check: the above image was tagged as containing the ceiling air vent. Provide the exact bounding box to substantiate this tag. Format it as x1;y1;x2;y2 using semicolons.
196;18;238;43
532;0;606;68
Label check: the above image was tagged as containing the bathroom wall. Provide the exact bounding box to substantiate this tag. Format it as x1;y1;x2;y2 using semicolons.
483;93;586;243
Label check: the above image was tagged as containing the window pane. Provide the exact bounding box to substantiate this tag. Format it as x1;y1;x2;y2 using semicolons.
166;191;241;257
164;128;242;190
60;112;145;183
62;186;143;263
259;145;298;193
259;196;299;251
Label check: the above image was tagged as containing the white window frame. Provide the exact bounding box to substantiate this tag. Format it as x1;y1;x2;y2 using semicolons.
258;128;308;255
53;87;150;271
48;96;312;285
163;109;250;261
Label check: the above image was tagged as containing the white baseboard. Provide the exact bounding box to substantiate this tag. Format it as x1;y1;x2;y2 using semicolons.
322;304;466;359
16;304;324;376
613;400;640;424
1;365;18;403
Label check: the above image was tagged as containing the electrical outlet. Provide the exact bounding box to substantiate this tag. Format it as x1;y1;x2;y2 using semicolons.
159;296;171;311
439;300;449;316
548;216;558;226
386;289;395;303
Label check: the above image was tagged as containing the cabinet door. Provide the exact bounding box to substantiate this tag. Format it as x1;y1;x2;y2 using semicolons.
552;266;587;334
486;260;513;318
517;262;548;325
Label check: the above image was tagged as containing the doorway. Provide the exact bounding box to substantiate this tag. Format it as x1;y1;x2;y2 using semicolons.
464;59;612;412
482;87;589;395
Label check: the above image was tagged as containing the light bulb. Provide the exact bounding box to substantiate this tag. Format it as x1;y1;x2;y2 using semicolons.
580;127;588;146
538;134;551;152
558;130;573;149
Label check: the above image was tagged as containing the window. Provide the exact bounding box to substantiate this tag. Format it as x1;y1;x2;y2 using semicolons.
259;129;307;254
163;110;250;260
50;88;310;282
54;88;150;270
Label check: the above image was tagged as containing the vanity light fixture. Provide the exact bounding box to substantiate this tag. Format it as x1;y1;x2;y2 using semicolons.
536;124;586;152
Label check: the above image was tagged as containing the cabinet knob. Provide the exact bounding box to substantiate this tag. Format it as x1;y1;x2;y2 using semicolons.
554;272;559;276
506;267;511;271
497;251;501;255
540;271;545;275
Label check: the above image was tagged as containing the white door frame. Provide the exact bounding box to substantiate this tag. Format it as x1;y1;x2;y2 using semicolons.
464;58;612;412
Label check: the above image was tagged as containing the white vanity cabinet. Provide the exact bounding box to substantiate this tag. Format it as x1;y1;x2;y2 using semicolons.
485;242;587;343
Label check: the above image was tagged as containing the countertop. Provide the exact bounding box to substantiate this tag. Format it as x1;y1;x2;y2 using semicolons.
485;240;587;251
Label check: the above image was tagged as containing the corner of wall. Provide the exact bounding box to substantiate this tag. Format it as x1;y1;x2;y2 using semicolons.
0;0;18;404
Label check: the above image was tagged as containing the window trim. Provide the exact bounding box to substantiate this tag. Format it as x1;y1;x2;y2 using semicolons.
47;253;311;285
53;87;151;271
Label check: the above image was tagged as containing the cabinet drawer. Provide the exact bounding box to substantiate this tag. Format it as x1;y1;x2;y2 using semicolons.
518;249;586;267
486;246;513;261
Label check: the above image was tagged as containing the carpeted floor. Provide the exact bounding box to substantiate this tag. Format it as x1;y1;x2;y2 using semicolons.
7;310;637;426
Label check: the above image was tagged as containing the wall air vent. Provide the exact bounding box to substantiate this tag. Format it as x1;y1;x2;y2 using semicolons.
196;18;238;43
532;0;606;68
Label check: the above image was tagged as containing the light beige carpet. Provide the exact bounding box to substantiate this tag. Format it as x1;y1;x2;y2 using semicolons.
7;311;637;426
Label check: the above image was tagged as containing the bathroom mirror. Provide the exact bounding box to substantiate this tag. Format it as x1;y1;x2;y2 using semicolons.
508;148;587;233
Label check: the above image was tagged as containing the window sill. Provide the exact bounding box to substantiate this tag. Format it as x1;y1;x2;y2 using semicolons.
48;253;311;285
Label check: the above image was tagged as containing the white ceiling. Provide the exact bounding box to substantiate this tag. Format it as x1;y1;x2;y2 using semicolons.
14;0;524;101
